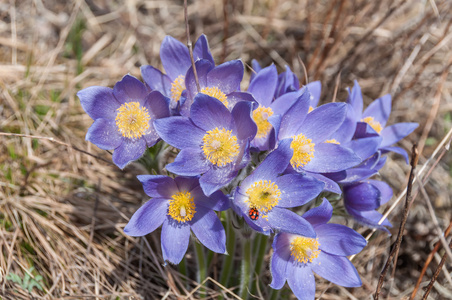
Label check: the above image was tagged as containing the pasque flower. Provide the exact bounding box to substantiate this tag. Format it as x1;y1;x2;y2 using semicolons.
348;80;418;163
124;175;228;264
231;139;324;236
154;93;257;196
276;89;362;174
270;198;366;300
141;35;214;110
78;75;170;169
344;179;393;232
181;59;256;116
247;64;305;151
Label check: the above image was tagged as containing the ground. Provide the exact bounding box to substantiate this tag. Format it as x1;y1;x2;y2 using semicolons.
0;0;451;299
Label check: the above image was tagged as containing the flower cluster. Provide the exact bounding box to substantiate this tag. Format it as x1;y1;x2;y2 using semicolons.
78;35;417;299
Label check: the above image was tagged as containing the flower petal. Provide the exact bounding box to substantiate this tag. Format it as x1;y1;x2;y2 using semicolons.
276;174;324;208
241;139;293;187
306;172;342;194
225;91;257;111
231;101;257;140
380;146;409;164
347;80;363;118
268;207;316;238
161;219;190;264
306;81;321;108
195;187;230;211
344;182;381;211
190;94;233;131
199;166;237;196
362;94;392;127
140;65;172;96
160;36;191;80
380;122;418;148
278;90;310;139
112;138;146;169
302;198;333;226
343;136;381;160
124;197;167;236
368;179;393;205
193;34;214;65
301;102;346;144
86;118;123;150
190;206;226;254
270;233;292;289
154;116;205;149
316;223;367;256
207;60;244;94
311;251;362;287
137;175;179;198
166;148;211;176
247;64;278;107
346;207;392;232
78;86;120;120
304;143;361;173
287;264;316;300
113;75;148;105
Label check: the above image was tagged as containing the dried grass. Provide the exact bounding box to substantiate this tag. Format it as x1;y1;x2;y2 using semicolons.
0;0;451;299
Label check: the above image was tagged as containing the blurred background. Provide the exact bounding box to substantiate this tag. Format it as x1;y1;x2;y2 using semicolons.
0;0;451;299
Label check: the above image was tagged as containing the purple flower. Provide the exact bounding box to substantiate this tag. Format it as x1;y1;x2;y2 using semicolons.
270;199;366;300
231;139;324;235
141;35;214;109
78;75;170;169
124;175;228;264
348;80;418;163
276;89;362;174
247;64;303;151
275;65;300;98
154;94;257;196
343;179;393;232
181;59;256;116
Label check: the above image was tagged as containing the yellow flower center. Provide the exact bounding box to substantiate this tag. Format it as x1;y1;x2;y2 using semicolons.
252;106;274;139
245;180;281;216
290;133;315;169
200;87;229;107
115;102;151;139
308;106;314;113
290;236;321;264
361;116;382;133
171;75;185;103
202;127;239;166
325;139;340;144
168;191;196;223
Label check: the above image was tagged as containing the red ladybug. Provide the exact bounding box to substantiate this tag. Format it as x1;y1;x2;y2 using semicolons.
248;208;259;221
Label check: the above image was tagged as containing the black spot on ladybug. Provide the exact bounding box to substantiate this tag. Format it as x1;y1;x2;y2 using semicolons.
248;208;259;221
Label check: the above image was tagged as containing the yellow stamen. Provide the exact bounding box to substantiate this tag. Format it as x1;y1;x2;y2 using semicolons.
200;87;229;107
170;75;185;103
168;191;196;222
290;236;321;264
115;102;151;139
308;106;314;113
245;180;281;216
325;139;340;144
202;127;239;166
290;133;315;169
361;116;383;133
252;106;274;139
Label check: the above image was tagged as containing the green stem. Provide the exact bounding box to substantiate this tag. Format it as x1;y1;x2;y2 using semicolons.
194;240;207;297
178;256;188;288
269;288;281;300
218;211;236;299
251;234;269;295
239;237;252;300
